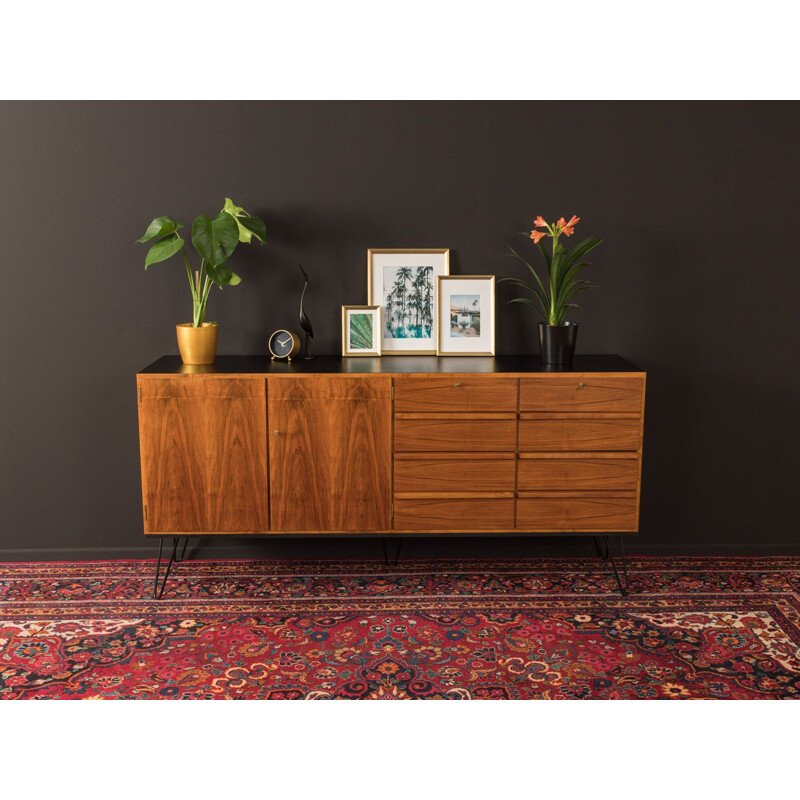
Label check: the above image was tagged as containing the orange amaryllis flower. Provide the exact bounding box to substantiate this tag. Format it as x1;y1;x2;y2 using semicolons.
529;230;547;243
533;215;548;228
560;214;580;236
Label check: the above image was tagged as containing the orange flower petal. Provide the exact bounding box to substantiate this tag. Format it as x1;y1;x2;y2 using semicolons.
561;226;574;236
533;216;548;228
566;215;580;227
530;230;547;243
556;217;566;228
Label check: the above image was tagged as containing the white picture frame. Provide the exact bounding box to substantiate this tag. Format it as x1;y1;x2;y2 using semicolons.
342;305;382;357
367;248;450;355
436;275;496;356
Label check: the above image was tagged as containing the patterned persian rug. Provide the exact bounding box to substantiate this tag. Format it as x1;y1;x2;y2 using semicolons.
1;557;799;699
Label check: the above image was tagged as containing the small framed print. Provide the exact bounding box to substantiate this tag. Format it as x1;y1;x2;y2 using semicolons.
367;248;449;355
342;305;382;357
436;275;496;356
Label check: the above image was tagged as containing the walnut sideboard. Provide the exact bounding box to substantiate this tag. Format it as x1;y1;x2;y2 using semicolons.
137;355;645;593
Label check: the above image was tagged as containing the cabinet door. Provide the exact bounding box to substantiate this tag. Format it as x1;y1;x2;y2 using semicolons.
269;377;392;531
138;377;269;533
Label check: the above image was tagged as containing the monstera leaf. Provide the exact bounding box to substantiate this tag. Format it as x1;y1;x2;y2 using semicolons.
206;263;241;288
191;212;240;266
222;197;266;244
137;216;186;269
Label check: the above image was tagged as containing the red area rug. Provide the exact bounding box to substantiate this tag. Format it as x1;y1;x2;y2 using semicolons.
1;557;799;699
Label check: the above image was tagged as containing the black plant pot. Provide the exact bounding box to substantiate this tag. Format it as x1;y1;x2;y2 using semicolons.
539;322;579;365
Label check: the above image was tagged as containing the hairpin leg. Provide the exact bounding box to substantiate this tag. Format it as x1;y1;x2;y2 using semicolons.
593;536;610;561
604;535;630;596
382;537;402;567
173;537;190;564
153;537;181;599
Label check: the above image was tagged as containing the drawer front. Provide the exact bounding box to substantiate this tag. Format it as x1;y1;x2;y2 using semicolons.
394;416;517;452
394;377;517;413
519;418;640;451
394;498;515;531
518;456;639;491
520;375;644;413
517;497;638;531
395;454;516;493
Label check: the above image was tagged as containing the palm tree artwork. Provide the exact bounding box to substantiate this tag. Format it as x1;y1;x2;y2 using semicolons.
383;265;435;338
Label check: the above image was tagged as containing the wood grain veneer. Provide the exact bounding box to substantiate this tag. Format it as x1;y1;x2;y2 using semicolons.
516;496;638;531
268;377;391;531
394;414;517;452
394;453;516;493
517;454;640;492
138;376;269;533
394;377;518;412
520;374;644;413
394;497;515;530
518;417;641;451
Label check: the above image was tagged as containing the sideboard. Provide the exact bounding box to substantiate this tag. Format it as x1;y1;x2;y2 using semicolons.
137;355;646;595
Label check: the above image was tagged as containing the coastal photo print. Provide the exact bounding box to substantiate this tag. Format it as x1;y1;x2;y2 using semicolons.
367;249;449;354
342;305;381;357
437;275;496;356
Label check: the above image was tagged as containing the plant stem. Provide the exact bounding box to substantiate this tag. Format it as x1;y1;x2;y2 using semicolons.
549;233;558;325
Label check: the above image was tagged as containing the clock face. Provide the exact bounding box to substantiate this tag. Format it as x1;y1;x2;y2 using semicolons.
269;330;297;358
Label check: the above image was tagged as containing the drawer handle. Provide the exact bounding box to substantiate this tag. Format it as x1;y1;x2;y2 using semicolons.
271;430;282;437
577;382;587;391
453;382;463;389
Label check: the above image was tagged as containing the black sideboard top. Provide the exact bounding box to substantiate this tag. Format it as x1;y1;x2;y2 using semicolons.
139;354;643;375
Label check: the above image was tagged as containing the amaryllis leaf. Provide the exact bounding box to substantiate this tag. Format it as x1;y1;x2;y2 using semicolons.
497;276;548;312
561;237;603;272
509;296;547;319
506;245;549;301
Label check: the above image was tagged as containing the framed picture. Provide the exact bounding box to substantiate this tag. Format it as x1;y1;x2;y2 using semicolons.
367;248;449;355
436;275;496;356
342;305;382;357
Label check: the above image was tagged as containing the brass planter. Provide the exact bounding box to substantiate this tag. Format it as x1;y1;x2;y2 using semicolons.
176;323;218;365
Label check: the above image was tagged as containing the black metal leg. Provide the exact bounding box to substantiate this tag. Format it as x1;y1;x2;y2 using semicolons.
593;536;610;561
153;537;180;599
382;537;402;567
173;537;189;564
604;535;630;596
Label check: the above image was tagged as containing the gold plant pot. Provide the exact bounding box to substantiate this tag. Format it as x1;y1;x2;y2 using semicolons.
176;323;219;365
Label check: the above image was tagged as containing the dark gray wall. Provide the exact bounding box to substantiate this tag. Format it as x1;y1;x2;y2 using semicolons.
1;101;798;559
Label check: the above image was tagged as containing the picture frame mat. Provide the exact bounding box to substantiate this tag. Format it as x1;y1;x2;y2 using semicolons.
367;248;450;355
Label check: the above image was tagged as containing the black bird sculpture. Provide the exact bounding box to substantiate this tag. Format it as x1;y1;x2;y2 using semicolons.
298;263;315;359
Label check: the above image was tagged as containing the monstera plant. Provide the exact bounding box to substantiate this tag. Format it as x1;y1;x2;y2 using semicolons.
137;198;266;364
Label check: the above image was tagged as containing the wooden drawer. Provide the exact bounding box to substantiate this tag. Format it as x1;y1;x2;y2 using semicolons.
395;453;516;493
394;414;517;452
394;377;517;413
520;375;644;413
517;496;638;531
519;417;640;451
269;375;391;401
518;454;639;491
394;497;515;531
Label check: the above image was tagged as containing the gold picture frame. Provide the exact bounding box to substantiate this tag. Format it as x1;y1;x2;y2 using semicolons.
342;305;382;357
367;248;450;355
436;275;496;356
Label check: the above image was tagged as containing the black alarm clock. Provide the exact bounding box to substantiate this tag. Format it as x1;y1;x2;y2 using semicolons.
268;329;301;361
